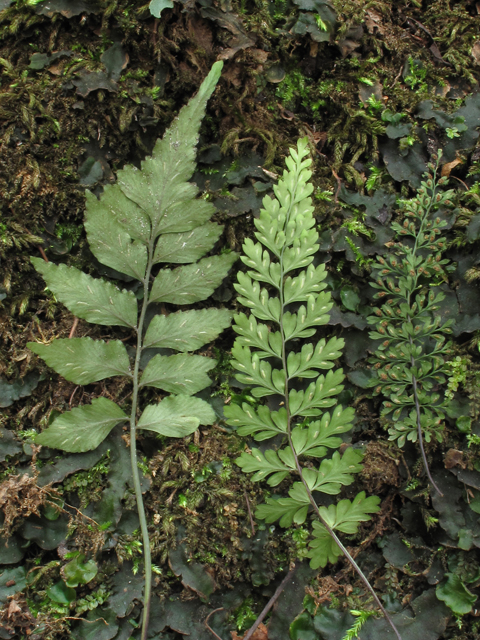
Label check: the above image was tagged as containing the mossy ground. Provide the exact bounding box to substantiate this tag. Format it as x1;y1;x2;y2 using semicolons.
1;1;480;639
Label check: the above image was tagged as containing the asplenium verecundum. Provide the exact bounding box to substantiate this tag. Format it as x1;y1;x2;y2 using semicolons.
27;61;237;640
368;152;455;496
224;138;401;639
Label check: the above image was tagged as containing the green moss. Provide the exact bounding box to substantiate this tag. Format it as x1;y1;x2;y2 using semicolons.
62;452;111;508
232;596;257;632
276;70;313;111
404;57;429;94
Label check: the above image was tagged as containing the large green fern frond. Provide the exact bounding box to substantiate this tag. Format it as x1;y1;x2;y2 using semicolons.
27;62;236;640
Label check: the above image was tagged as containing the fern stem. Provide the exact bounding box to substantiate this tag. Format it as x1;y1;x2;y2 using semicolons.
129;423;152;640
243;568;295;640
130;247;155;640
402;164;444;498
286;430;402;640
411;373;443;497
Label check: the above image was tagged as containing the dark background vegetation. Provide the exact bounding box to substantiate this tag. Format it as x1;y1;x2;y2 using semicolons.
1;1;480;639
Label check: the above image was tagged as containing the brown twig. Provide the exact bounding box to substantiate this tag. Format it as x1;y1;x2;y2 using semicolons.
69;317;79;339
62;616;110;624
46;498;101;527
244;490;255;536
37;246;49;262
243;568;295;640
119;331;136;342
205;608;224;640
331;168;342;203
390;63;404;89
450;175;469;191
69;386;79;408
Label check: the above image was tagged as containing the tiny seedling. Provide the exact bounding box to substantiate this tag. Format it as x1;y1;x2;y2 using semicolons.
28;62;236;640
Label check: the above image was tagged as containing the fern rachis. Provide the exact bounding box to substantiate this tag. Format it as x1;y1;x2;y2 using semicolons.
27;62;236;640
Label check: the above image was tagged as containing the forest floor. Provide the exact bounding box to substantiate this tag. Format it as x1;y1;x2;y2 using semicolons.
1;1;480;639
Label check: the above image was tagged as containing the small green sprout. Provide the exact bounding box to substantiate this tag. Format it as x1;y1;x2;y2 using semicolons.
315;15;328;31
358;77;374;86
365;165;384;192
366;95;383;112
342;609;377;640
315;187;333;202
446;128;460;139
178;493;188;507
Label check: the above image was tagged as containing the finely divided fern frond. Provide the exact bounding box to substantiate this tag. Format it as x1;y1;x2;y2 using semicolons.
368;151;455;496
28;62;236;640
225;139;401;639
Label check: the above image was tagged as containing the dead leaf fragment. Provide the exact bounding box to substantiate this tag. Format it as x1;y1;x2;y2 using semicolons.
278;104;295;121
202;5;255;60
217;39;255;61
223;63;243;88
250;48;269;64
441;158;463;177
472;41;480;66
365;10;384;35
435;81;451;98
0;596;35;637
187;14;214;54
337;23;363;57
47;63;64;76
72;71;119;97
429;42;448;64
8;600;21;618
337;39;361;58
444;449;465;469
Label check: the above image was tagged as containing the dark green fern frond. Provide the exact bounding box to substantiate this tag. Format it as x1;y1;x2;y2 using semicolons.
368;151;456;495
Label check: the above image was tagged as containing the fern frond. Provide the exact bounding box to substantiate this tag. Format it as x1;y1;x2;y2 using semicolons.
225;139;400;638
28;62;233;640
368;151;454;495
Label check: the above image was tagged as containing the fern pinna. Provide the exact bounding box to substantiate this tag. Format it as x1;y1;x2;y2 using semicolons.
224;139;401;639
368;152;455;496
27;62;236;640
